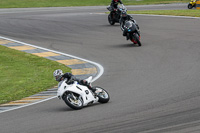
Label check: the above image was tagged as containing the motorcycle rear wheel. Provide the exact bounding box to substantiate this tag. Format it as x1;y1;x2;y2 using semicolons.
133;33;141;46
63;92;83;110
93;86;110;103
188;4;193;9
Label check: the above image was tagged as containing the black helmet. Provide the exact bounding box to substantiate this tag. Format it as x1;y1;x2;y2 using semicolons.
121;10;127;17
124;21;133;29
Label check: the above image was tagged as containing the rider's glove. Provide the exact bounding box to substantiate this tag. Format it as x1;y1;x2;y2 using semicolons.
82;80;88;85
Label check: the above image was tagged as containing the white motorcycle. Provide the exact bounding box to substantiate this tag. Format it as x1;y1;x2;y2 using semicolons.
57;76;110;110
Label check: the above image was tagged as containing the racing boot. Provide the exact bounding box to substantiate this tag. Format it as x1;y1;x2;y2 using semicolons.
87;84;96;93
136;24;140;30
126;35;130;40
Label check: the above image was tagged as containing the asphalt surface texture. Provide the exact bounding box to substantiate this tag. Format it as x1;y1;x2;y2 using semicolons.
1;3;200;133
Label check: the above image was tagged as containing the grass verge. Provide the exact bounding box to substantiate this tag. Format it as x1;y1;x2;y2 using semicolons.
128;9;200;17
0;0;188;8
0;45;71;104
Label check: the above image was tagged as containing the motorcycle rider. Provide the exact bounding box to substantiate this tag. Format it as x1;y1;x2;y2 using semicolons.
53;69;96;93
120;9;139;30
110;0;124;10
123;21;140;40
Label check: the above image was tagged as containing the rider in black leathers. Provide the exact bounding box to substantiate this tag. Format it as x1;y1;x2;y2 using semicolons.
120;10;139;29
107;0;125;25
123;21;140;40
53;69;96;92
110;0;123;10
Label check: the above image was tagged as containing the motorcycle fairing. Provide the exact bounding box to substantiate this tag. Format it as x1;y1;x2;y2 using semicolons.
57;80;98;106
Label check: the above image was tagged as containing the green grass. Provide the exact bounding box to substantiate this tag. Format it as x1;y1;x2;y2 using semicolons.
0;45;71;104
0;0;188;8
124;0;188;5
128;9;200;17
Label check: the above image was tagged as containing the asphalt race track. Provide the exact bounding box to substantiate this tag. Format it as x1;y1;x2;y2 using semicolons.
1;4;200;133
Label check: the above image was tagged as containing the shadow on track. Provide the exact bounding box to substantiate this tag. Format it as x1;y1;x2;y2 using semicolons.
50;103;106;112
99;24;120;27
108;43;141;48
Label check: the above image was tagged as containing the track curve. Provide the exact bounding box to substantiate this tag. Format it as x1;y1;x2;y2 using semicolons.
1;4;200;133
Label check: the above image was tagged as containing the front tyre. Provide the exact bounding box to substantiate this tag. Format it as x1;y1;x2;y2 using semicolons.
188;4;193;9
93;86;110;103
63;92;83;110
133;33;142;46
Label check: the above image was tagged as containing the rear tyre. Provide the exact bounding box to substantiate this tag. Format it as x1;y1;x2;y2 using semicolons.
133;33;142;46
108;14;115;25
93;86;110;103
63;92;83;110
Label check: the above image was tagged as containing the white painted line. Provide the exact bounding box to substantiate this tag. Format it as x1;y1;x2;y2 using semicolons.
0;35;104;113
131;14;200;19
0;96;56;113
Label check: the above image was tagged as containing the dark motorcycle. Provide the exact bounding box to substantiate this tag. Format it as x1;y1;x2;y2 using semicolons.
188;0;196;9
107;5;124;25
123;21;141;46
119;9;139;31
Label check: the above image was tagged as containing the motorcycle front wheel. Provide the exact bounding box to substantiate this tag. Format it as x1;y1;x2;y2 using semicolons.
93;86;110;103
133;33;141;46
63;92;83;110
188;4;193;9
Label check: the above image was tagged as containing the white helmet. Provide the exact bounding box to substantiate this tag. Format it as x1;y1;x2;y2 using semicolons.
53;69;63;81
